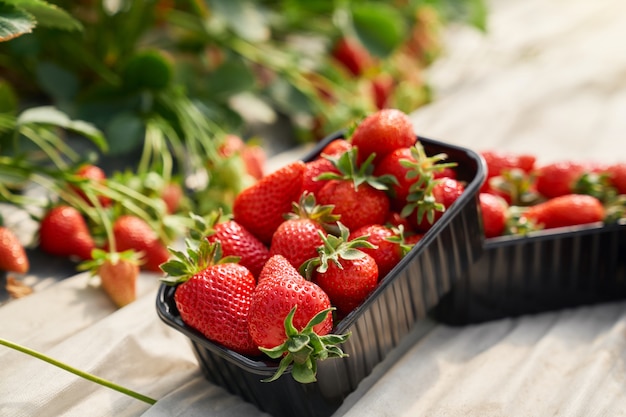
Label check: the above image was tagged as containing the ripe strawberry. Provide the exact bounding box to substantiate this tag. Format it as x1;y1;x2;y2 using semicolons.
348;224;403;278
204;213;270;279
371;73;395;110
0;225;29;273
233;161;306;244
303;224;379;316
350;108;416;165
79;249;140;308
269;193;338;270
316;149;394;231
241;144;266;180
523;194;605;230
320;138;352;158
331;37;373;77
39;205;95;260
407;177;465;232
606;162;626;194
374;147;416;209
161;182;184;214
112;215;169;272
162;240;259;356
248;254;348;383
480;150;536;193
479;193;509;238
71;164;111;207
535;160;587;199
301;157;340;197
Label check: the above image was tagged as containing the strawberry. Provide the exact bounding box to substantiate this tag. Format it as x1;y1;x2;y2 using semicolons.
320;138;352;158
479;193;509;238
79;249;140;308
348;224;403;278
371;73;395;110
233;161;306;245
161;182;184;214
39;205;95;260
523;194;605;230
301;157;340;197
303;223;379;316
112;215;169;272
316;149;394;231
241;144;266;180
71;164;111;207
0;224;29;274
269;192;338;270
350;108;416;165
535;160;587;199
248;254;348;383
480;150;536;193
331;37;373;77
204;212;270;278
606;162;626;194
162;239;259;356
407;176;465;232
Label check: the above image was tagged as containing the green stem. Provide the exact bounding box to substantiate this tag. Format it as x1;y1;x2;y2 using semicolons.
0;338;157;405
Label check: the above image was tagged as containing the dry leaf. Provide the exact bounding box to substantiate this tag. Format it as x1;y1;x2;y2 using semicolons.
6;276;33;299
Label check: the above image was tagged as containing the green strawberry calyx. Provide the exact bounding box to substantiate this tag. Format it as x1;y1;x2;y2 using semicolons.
300;222;376;278
286;191;340;232
260;306;350;384
317;148;398;191
400;142;457;225
160;213;240;284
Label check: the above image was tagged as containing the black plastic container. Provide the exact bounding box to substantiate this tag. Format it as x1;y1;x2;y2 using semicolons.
156;133;487;417
432;220;626;325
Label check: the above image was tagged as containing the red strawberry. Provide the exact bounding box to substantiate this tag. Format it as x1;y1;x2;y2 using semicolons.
606;162;626;194
371;73;395;110
248;254;348;382
408;177;465;232
39;205;95;260
535;160;587;199
205;214;270;279
112;215;169;272
349;224;403;278
523;194;605;230
162;240;259;356
350;108;416;165
301;157;340;197
241;144;266;180
374;147;416;209
479;193;509;238
0;226;29;273
331;37;373;77
161;182;184;214
320;138;352;158
304;224;379;316
233;161;306;244
79;249;140;307
71;164;111;207
269;193;338;270
316;149;393;232
480;150;536;193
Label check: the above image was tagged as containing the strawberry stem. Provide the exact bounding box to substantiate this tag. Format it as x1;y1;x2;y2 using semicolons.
0;338;157;405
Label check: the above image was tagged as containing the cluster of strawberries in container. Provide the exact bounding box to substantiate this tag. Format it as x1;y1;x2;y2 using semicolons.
161;109;468;383
478;149;626;238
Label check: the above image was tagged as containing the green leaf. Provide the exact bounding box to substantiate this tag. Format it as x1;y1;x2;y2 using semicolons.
0;2;35;42
351;3;407;58
16;106;107;150
104;112;145;155
17;0;82;32
209;0;269;42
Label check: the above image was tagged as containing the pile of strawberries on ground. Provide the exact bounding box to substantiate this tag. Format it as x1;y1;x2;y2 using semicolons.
160;108;468;383
478;149;626;238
